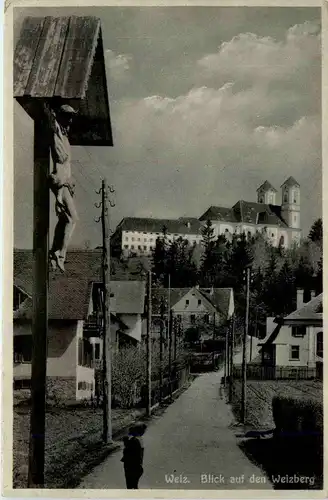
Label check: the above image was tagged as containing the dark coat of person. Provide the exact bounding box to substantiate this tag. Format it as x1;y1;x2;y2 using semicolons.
121;424;147;489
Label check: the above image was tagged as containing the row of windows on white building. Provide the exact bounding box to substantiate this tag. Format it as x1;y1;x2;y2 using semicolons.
122;227;289;251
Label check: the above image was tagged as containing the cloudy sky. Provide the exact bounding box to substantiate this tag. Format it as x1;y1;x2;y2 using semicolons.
14;6;321;248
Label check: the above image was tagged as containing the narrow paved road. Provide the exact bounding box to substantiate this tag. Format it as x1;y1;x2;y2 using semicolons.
79;338;271;490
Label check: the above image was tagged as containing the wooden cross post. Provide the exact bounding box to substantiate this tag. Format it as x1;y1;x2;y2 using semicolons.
28;119;50;488
14;15;114;487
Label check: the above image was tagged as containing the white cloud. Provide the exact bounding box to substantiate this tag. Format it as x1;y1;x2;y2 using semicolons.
105;49;132;82
196;21;320;104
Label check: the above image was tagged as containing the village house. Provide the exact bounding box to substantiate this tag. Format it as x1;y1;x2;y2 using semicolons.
258;289;323;379
151;285;234;341
199;177;302;248
13;250;146;401
13;276;130;401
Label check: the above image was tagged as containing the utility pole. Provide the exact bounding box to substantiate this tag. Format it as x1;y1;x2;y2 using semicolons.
28;120;50;488
167;274;172;398
173;317;177;361
212;313;216;370
159;298;165;402
241;266;251;424
99;179;115;443
146;270;152;415
225;324;229;386
250;307;258;363
229;315;235;403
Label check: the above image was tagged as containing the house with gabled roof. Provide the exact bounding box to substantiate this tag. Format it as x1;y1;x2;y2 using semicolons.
258;289;323;379
151;285;234;341
199;177;302;248
13;250;147;401
13;275;130;401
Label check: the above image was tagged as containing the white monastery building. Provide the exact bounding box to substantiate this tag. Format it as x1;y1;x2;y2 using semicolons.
200;177;301;248
113;177;301;256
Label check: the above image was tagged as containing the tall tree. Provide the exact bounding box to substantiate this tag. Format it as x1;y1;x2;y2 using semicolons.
308;218;322;243
152;225;169;283
200;219;217;285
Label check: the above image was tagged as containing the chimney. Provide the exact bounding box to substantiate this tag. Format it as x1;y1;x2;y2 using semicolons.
311;290;316;300
296;288;304;309
186;221;191;229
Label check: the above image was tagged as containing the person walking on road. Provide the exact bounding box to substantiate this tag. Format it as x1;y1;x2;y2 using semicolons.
121;423;147;489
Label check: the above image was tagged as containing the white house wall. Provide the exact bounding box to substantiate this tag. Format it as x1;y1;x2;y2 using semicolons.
76;320;95;400
273;325;317;368
14;322;77;378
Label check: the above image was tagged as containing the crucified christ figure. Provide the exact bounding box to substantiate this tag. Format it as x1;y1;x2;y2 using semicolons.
43;103;79;273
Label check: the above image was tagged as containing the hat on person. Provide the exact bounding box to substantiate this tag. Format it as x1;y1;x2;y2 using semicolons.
59;104;78;115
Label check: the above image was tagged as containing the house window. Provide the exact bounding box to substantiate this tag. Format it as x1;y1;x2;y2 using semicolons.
138;238;141;241
290;345;300;360
138;245;142;250
198;299;202;306
263;350;271;361
150;238;153;242
271;233;274;237
190;315;196;325
144;238;147;242
284;191;288;203
14;379;31;390
204;314;210;324
292;326;306;337
131;245;135;250
185;300;189;306
279;235;285;246
95;343;100;360
317;331;323;358
131;237;135;241
14;336;32;363
125;237;128;241
144;245;147;250
259;197;264;203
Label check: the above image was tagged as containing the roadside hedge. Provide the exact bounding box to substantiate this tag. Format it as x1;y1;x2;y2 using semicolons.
272;395;323;436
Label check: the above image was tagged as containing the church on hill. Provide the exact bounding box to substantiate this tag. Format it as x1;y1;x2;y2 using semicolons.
113;176;301;257
199;176;301;248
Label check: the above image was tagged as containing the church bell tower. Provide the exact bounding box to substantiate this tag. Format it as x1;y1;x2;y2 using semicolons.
281;176;300;229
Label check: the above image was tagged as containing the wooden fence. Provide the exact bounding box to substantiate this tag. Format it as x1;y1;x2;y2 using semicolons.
233;364;319;380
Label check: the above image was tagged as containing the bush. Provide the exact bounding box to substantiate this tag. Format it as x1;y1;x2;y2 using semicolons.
112;347;146;408
272;395;323;436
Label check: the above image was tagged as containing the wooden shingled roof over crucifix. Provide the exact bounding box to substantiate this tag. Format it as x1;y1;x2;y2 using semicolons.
14;15;113;146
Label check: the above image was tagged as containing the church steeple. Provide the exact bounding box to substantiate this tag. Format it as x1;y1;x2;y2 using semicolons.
281;177;300;229
256;180;277;205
